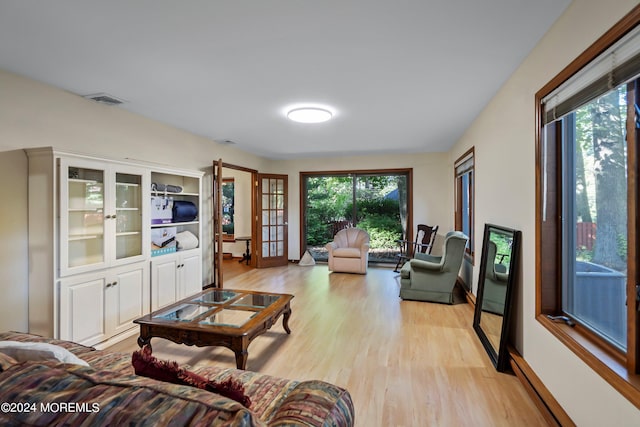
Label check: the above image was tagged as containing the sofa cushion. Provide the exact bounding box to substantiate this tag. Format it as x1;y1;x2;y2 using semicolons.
332;247;362;258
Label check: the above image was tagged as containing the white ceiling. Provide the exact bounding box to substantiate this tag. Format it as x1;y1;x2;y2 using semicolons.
0;1;571;159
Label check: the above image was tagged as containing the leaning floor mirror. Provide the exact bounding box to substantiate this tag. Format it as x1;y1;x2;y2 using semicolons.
473;223;521;372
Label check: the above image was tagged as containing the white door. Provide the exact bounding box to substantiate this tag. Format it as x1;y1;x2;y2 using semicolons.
151;256;179;310
59;274;107;345
180;250;203;298
109;263;147;336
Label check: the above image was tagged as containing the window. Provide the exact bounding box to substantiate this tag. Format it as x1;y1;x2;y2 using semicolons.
300;169;412;264
536;8;640;406
455;148;474;261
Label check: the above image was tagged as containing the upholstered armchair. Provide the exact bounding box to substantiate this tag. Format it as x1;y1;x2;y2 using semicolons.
399;231;469;303
325;228;370;274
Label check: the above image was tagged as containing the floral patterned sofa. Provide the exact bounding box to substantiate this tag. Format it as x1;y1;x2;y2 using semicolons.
0;332;354;426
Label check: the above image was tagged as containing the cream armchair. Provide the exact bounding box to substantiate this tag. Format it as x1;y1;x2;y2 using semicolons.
325;228;370;274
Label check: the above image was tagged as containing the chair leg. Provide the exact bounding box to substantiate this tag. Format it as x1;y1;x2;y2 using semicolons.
394;256;406;273
394;258;402;273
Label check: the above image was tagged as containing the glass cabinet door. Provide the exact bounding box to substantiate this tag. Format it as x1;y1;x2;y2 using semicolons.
114;171;143;261
60;159;147;276
60;159;107;275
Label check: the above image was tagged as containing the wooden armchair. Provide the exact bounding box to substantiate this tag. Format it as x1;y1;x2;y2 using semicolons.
394;224;439;272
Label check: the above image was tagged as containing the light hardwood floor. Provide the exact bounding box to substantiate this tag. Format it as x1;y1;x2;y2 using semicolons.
108;264;548;427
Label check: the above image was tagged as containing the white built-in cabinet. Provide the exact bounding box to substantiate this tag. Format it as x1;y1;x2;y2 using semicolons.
26;148;204;347
150;250;202;310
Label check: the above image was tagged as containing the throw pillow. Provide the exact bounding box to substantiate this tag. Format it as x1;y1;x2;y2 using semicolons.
0;341;90;366
132;345;251;407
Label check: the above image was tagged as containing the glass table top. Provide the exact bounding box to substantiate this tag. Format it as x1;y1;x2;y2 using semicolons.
231;294;280;308
191;290;238;304
199;308;256;327
154;303;212;322
150;290;283;328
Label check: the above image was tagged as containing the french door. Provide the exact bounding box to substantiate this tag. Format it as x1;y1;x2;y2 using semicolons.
256;174;288;268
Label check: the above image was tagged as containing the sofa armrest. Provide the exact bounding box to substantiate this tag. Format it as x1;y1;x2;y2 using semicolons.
325;242;338;252
268;380;354;427
414;252;441;263
409;258;442;271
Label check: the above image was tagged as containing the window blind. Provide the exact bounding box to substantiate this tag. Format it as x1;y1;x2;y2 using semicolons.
542;24;640;124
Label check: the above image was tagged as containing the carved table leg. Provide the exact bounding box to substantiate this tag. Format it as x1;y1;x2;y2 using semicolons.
235;349;248;370
282;307;292;334
137;326;152;350
137;335;152;349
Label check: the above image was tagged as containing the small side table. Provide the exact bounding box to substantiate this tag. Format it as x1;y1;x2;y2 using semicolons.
236;236;251;265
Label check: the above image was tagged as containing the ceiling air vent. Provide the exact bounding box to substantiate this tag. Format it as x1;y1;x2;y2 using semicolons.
83;93;126;106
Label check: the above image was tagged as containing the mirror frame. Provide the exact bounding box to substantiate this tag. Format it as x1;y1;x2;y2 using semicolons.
473;223;521;372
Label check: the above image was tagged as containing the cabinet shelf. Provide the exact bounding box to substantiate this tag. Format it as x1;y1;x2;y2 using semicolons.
151;221;199;228
116;182;140;187
69;178;100;184
69;234;103;241
151;191;199;197
116;231;141;237
116;208;140;211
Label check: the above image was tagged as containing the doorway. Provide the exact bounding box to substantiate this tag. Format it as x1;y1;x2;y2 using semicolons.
213;163;289;286
213;161;257;287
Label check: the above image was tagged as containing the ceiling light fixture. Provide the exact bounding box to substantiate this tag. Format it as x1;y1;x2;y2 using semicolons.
287;107;333;123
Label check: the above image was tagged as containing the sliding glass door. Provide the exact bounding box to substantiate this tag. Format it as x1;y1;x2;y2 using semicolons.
301;169;412;264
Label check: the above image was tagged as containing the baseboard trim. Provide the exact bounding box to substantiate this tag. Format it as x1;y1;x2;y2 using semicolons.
93;327;139;350
508;345;575;426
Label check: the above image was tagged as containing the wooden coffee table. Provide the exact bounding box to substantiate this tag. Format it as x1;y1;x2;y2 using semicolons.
133;288;293;369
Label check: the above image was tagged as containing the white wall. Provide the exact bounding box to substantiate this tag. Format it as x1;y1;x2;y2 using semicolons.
0;150;29;332
450;0;640;424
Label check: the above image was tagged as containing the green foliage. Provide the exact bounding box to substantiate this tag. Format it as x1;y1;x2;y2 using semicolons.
305;176;353;245
357;215;403;249
569;87;628;270
491;234;513;267
576;246;593;262
343;198;400;222
617;233;627;262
